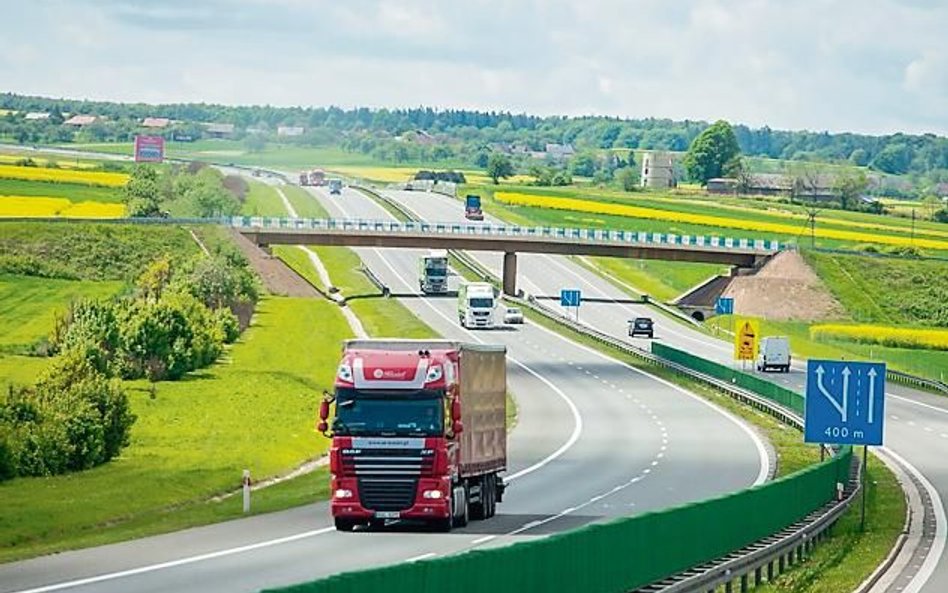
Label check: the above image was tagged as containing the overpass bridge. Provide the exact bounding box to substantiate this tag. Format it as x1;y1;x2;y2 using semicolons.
234;216;782;296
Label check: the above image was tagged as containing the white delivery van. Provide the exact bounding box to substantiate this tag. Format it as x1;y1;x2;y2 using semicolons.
757;336;791;373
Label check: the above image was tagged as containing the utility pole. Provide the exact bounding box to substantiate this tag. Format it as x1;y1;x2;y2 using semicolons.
806;208;819;248
911;208;916;246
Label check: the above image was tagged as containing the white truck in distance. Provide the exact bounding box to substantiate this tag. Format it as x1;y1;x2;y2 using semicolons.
458;282;496;329
418;250;449;294
757;336;791;373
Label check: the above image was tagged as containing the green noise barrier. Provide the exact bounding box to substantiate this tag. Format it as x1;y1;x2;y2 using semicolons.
268;346;849;593
650;342;805;413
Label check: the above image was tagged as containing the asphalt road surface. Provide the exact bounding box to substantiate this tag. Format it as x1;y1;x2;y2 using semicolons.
0;185;768;593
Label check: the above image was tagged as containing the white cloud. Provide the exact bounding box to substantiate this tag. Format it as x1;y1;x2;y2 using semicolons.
1;0;947;135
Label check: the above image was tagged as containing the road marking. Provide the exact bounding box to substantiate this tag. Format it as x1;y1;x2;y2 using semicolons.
890;393;948;416
406;552;437;563
525;321;771;486
371;243;583;485
881;447;947;593
10;527;336;593
471;535;497;545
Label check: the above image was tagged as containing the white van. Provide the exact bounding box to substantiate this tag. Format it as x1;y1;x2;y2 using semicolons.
757;336;791;373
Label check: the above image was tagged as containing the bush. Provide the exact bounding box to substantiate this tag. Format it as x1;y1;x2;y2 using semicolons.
0;352;135;480
935;209;948;224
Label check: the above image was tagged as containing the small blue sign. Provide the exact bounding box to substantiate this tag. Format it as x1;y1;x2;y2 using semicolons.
715;297;734;315
560;289;582;308
804;360;886;446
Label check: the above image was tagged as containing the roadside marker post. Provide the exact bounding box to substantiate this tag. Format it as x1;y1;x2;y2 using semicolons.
804;359;886;531
243;469;251;514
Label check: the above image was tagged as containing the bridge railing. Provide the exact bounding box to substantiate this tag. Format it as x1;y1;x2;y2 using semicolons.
231;216;783;252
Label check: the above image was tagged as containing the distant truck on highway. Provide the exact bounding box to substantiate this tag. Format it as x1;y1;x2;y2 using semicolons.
418;249;449;294
318;339;507;532
328;178;343;195
458;282;496;329
299;169;326;186
464;194;484;220
757;336;791;373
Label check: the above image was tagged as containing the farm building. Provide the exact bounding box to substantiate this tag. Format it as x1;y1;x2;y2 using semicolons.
204;123;235;138
142;117;171;128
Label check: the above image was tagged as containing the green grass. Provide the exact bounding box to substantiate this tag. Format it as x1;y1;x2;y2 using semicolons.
275;245;438;340
0;296;350;562
241;179;286;217
0;221;200;281
803;250;948;327
0;274;124;350
0;178;124;203
750;455;904;593
282;185;330;218
0;355;52;389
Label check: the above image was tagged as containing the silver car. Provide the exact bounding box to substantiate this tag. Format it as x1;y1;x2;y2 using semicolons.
504;307;524;324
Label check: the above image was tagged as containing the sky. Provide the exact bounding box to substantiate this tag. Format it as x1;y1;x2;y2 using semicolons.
2;0;947;136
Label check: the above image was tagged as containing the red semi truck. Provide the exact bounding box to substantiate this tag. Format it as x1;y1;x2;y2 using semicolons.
318;339;507;532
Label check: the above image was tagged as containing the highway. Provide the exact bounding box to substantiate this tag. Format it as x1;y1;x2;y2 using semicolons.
0;183;768;593
379;186;948;593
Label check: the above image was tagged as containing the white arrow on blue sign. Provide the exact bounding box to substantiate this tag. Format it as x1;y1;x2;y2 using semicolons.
560;289;581;308
804;360;886;446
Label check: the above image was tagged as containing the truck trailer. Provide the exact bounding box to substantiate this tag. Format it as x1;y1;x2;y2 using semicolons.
319;339;507;532
418;249;449;294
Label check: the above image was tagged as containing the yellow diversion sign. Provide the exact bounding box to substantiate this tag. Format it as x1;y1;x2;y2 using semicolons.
734;318;760;361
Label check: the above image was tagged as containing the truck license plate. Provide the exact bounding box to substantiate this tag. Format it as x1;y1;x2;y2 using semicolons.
375;511;400;519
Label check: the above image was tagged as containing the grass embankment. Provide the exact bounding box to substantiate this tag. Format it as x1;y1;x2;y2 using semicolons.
241;179;285;216
0;178;123;202
579;256;726;302
0;296;348;562
519;305;904;593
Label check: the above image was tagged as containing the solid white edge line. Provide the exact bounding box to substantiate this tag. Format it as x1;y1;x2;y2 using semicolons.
405;553;437;563
889;393;948;415
880;446;947;593
10;528;336;593
525;320;771;486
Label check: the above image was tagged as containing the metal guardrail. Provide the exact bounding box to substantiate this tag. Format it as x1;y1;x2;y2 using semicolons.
887;368;948;395
506;293;860;593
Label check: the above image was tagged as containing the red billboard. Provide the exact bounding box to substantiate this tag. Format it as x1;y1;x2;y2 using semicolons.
134;135;165;163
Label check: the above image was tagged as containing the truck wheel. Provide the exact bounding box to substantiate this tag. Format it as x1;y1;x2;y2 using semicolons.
453;488;469;528
485;475;496;518
469;479;486;521
334;518;357;532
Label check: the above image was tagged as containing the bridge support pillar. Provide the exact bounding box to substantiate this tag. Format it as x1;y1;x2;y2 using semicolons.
502;252;517;296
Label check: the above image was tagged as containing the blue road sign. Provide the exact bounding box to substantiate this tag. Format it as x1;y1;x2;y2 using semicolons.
804;360;886;446
560;289;582;308
715;297;734;315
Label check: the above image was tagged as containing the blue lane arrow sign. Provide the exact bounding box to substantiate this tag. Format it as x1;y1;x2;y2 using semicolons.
804;360;886;446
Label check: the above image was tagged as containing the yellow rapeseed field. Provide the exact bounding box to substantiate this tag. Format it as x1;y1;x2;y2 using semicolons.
0;196;125;218
0;164;129;187
811;324;948;351
495;192;948;251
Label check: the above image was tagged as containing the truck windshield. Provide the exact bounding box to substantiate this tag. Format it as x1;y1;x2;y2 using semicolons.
469;297;493;308
333;388;444;437
425;265;447;276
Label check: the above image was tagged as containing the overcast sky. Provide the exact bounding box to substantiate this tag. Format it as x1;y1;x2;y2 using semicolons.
3;0;947;136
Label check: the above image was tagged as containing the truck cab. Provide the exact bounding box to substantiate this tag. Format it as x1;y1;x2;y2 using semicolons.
757;336;791;373
328;178;343;194
319;340;506;532
464;194;484;220
457;282;496;329
419;249;449;294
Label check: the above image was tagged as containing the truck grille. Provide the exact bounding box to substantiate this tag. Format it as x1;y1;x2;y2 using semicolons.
358;478;418;511
341;447;434;512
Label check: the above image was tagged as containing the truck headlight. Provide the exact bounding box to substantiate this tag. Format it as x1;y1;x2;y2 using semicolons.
425;365;443;383
334;489;354;499
422;490;443;499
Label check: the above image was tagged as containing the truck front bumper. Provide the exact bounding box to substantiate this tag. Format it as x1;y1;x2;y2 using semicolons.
330;477;451;521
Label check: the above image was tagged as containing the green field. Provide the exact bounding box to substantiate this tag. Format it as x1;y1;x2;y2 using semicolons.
0;274;124;351
581;256;726;302
0;296;349;562
803;251;948;327
0;221;200;281
0;178;123;203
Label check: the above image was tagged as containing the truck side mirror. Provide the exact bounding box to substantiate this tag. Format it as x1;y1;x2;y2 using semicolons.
451;398;462;422
453;420;464;435
319;399;330;422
